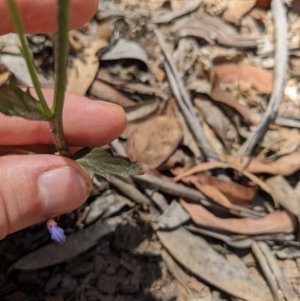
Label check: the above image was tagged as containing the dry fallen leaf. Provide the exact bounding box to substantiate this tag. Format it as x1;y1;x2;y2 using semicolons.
210;71;259;125
67;40;107;95
97;69;167;100
180;199;296;235
223;0;256;25
89;80;135;107
126;116;183;169
225;152;300;176
172;16;259;48
182;175;233;209
152;0;203;24
194;98;238;150
158;227;272;301
197;173;257;204
101;38;149;67
173;161;274;202
211;63;273;94
124;99;159;122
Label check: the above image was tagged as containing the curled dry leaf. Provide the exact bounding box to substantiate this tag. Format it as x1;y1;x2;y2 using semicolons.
152;0;203;24
194;98;237;150
124;99;160;122
172;16;259;48
89;80;135;107
97;70;167;100
126;116;183;170
180;169;257;205
173;161;275;205
225;151;300;176
67;22;112;95
211;63;273;94
181;175;233;209
210;71;259;125
180;199;296;235
223;0;256;25
101;38;149;67
266;176;300;220
67;40;108;95
197;173;257;204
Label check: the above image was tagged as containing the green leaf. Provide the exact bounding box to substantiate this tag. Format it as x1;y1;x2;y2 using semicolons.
73;147;144;180
0;77;50;120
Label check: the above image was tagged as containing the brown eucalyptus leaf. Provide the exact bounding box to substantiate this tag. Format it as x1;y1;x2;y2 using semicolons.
211;63;273;94
180;199;296;235
225;152;300;176
126;116;183;169
184;175;233;209
173;161;274;200
223;0;256;25
210;71;259;125
197;173;257;204
67;39;108;95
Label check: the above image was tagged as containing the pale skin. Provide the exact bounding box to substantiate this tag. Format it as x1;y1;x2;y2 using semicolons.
0;0;127;238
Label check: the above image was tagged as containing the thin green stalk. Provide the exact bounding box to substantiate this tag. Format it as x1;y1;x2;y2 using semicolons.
6;0;52;118
50;0;71;157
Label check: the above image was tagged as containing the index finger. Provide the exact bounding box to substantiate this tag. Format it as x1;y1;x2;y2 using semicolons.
0;0;99;34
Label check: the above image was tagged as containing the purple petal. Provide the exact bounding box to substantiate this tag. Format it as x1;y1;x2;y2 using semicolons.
47;219;66;244
50;226;66;244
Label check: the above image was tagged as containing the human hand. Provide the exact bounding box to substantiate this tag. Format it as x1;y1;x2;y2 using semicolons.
0;0;127;238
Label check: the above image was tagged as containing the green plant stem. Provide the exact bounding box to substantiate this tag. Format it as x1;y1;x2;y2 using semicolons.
6;0;52;119
50;0;71;157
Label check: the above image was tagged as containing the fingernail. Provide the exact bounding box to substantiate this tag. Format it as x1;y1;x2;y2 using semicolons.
39;167;90;215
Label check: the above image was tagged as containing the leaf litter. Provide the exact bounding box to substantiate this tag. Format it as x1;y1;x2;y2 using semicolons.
4;0;300;300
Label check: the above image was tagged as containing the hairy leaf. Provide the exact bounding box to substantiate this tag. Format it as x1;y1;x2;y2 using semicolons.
0;76;49;120
74;147;144;180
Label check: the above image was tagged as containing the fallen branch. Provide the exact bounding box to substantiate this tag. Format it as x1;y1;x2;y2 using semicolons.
238;0;288;156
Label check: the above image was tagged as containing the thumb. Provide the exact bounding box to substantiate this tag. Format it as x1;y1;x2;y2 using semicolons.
0;154;91;238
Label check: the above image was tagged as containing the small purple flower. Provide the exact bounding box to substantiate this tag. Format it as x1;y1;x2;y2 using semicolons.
47;219;66;244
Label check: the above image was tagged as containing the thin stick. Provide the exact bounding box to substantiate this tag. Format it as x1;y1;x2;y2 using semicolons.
238;0;288;156
252;242;281;301
154;28;218;162
258;241;299;301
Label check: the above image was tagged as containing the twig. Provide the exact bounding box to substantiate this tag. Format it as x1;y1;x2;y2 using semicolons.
110;139;263;219
154;28;219;162
238;0;288;156
258;241;299;301
111;176;151;206
252;242;281;301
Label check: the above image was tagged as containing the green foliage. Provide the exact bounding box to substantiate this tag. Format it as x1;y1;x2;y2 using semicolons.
73;147;144;180
0;76;50;120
